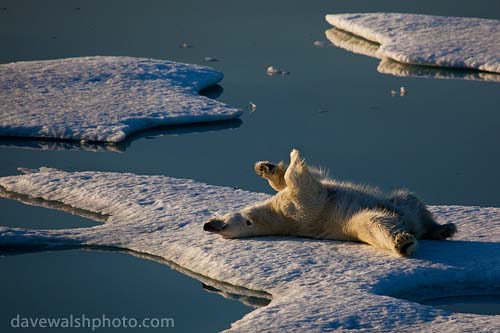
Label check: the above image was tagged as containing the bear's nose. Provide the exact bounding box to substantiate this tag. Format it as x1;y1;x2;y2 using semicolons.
203;219;226;233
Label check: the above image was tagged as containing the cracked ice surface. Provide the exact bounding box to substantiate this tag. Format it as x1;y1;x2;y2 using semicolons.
0;169;499;332
326;13;500;74
0;56;241;143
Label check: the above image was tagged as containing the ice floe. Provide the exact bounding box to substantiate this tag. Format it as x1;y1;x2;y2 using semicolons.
0;119;241;153
325;14;500;82
0;169;499;332
0;56;241;143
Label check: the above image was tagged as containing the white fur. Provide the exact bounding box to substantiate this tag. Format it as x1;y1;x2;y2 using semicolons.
205;149;456;256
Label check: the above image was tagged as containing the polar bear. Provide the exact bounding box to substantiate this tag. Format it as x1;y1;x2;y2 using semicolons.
204;149;456;256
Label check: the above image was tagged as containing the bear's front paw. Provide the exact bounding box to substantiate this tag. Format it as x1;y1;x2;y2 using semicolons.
255;161;277;179
394;232;418;257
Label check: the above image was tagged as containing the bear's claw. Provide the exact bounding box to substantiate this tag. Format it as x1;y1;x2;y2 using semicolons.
255;161;276;178
394;232;418;257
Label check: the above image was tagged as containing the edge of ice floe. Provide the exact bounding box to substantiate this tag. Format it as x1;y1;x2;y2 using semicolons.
0;56;243;143
325;13;500;74
0;169;499;332
324;27;500;82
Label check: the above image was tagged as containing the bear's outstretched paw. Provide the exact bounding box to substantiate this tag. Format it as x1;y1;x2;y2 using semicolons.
255;161;277;179
439;223;457;239
394;232;418;257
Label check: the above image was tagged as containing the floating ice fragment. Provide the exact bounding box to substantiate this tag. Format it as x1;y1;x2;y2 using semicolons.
0;56;242;143
400;86;407;96
203;57;219;62
326;13;500;74
179;42;193;48
313;40;332;48
390;87;407;97
266;66;281;76
325;27;500;82
249;102;257;112
266;66;290;76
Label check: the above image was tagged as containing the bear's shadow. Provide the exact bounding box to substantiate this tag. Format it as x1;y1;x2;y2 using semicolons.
238;235;500;267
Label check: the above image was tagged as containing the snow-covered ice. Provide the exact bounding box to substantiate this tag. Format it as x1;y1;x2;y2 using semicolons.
0;169;499;332
325;13;500;82
0;56;242;143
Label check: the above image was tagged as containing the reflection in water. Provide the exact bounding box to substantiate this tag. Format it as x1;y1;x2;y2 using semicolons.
378;58;500;82
325;28;500;83
0;246;272;309
325;28;382;59
0;249;260;333
202;283;271;308
128;251;272;309
199;84;224;100
0;189;272;308
0;118;242;153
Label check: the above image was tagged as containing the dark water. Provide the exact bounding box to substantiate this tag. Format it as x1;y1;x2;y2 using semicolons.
0;250;259;332
0;196;101;229
1;0;500;206
1;0;500;331
422;294;500;315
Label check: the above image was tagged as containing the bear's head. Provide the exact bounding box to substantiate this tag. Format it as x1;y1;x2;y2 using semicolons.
204;201;298;239
203;212;260;239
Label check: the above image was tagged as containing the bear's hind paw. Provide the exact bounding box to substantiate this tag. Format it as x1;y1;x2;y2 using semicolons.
394;232;418;257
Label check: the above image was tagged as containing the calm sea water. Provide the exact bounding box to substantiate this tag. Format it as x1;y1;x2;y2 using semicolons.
0;250;259;332
421;294;500;315
1;0;500;331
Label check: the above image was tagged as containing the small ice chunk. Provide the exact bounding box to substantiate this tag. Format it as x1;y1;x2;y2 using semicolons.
313;40;332;48
390;87;407;97
400;86;407;96
249;102;257;112
203;57;219;62
266;66;289;76
179;42;193;48
267;66;281;76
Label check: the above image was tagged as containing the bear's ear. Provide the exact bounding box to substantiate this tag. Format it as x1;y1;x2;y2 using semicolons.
203;218;226;233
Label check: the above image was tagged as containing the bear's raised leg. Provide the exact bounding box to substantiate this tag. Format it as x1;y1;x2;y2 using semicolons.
283;149;328;215
347;209;418;256
255;161;287;191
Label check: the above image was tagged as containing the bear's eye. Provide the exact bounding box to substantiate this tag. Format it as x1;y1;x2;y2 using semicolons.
246;219;253;226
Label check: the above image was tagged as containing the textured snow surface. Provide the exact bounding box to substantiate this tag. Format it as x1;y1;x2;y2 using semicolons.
0;56;241;142
1;169;499;332
326;13;500;76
